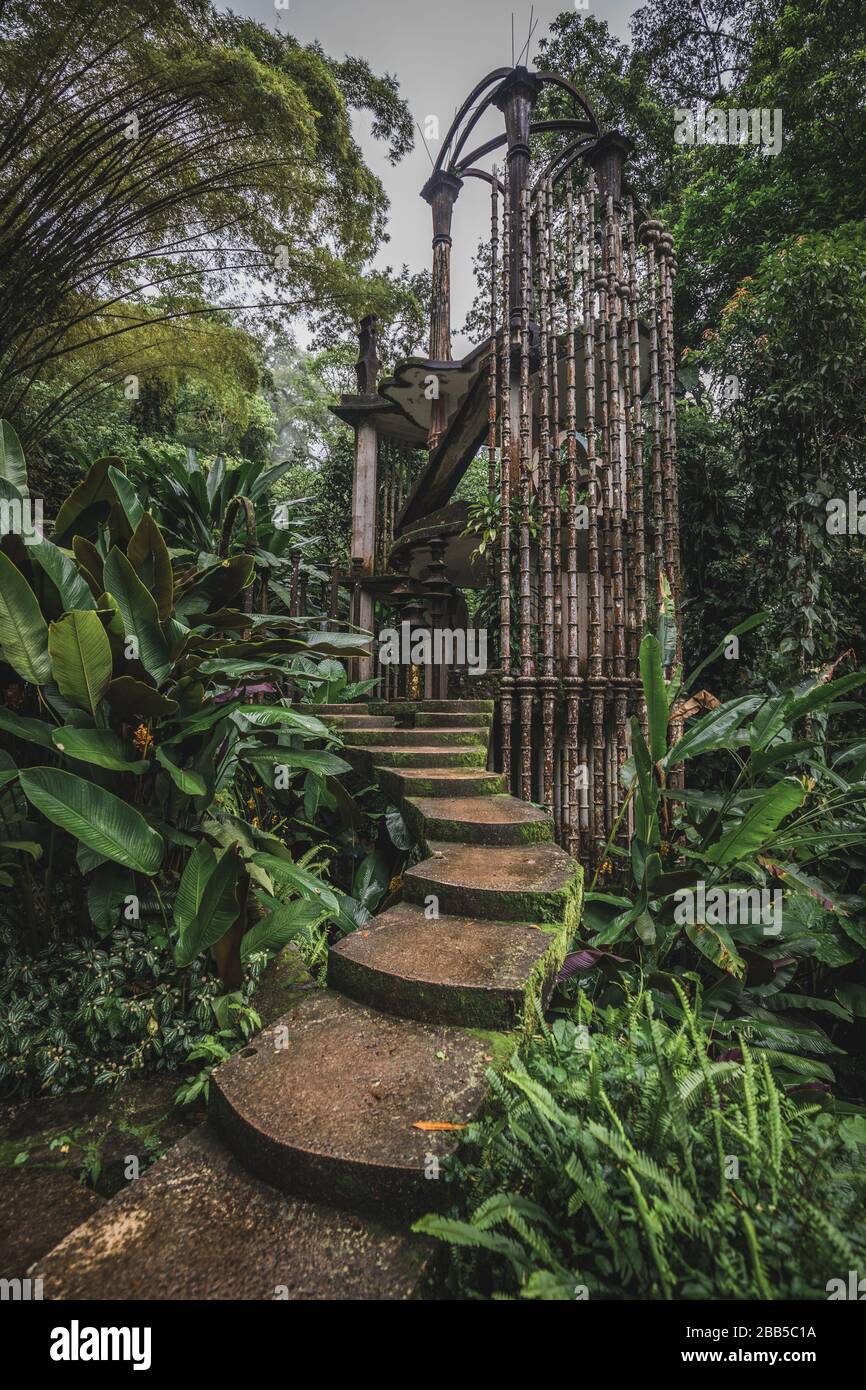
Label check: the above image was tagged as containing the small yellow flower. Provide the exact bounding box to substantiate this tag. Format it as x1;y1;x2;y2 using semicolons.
132;724;153;755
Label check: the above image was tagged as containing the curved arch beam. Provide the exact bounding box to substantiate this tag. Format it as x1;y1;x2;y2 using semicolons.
432;68;512;175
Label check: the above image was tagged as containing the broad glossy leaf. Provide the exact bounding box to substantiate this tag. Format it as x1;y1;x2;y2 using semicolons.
127;513;173;623
0;551;50;685
54;458;121;545
155;746;207;796
174;840;217;933
234;705;334;739
105;677;179;720
704;781;806;866
0;708;54;747
108;465;144;533
639;634;668;762
87;863;136;936
29;539;95;611
174;847;240;966
240;899;327;960
0;420;27;493
48;610;113;715
19;766;164;873
51;726;148;773
665;696;763;767
250;852;339;913
103;547;171;682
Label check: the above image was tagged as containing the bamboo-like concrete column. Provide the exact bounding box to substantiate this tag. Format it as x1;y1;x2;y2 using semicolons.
535;182;556;817
579;176;605;861
517;184;535;801
563;176;581;857
498;164;514;788
422;170;463;452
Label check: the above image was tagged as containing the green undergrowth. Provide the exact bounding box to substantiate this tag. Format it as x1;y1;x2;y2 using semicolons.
416;983;866;1300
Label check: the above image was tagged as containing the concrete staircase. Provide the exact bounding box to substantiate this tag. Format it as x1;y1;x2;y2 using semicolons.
31;700;582;1300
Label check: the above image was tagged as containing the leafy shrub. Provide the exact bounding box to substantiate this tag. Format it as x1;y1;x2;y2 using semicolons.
0;423;369;986
0;921;265;1101
416;987;866;1300
577;606;866;1092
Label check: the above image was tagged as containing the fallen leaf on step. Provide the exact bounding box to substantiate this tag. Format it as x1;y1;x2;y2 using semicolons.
412;1121;467;1132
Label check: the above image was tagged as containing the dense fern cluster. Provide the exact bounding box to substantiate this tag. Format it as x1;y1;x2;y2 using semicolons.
0;922;265;1100
416;986;866;1300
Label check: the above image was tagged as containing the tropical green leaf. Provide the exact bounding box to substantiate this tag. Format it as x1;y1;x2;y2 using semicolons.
0;551;50;685
126;513;174;623
105;677;179;720
29;539;95;611
0;420;27;493
639;634;668;762
19;766;164;873
240;898;328;960
704;781;806;866
51;726;148;773
48;610;113;716
155;746;207;796
174;841;217;933
0;708;54;748
175;848;240;966
103;547;171;682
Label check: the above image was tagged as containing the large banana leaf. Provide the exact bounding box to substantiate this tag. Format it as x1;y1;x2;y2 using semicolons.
48;610;113;715
105;676;179;720
29;539;95;611
664;696;763;768
638;634;668;763
155;746;207;796
0;707;54;747
126;512;173;623
51;726;149;773
234;705;334;739
240;898;327;961
174;847;240;966
250;852;339;913
103;547;171;683
239;746;352;778
0;551;51;685
54;458;121;545
174;840;217;932
0;420;28;493
19;766;164;873
704;780;806;866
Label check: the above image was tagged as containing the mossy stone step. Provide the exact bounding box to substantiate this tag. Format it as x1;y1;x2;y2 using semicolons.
404;841;582;924
369;699;494;717
329;901;560;1029
31;1128;433;1300
415;711;493;728
209;991;499;1214
404;794;554;847
350;745;488;770
317;715;396;730
376;766;506;799
298;703;373;716
341;726;486;748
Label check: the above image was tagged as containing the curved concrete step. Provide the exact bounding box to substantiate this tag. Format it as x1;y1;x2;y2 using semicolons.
329;901;559;1029
352;745;488;770
404;841;581;923
298;704;376;716
209;991;497;1214
31;1128;432;1301
404;794;554;846
319;715;396;730
342;726;486;748
415;711;493;728
377;766;506;799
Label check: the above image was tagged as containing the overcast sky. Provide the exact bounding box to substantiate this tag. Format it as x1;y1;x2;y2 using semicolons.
230;2;637;352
